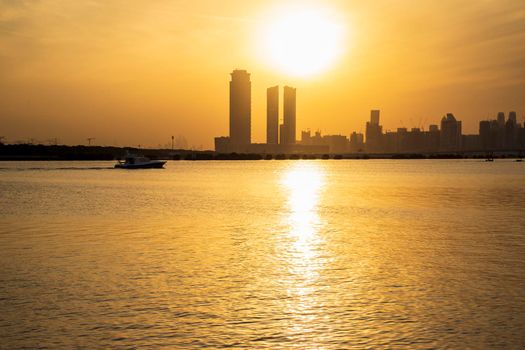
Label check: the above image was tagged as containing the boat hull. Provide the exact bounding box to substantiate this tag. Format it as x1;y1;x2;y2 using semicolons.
114;161;166;169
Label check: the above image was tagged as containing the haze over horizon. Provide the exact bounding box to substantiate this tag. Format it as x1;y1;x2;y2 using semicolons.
1;0;524;148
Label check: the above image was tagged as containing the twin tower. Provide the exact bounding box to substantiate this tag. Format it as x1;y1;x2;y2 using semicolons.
267;85;296;146
228;69;296;152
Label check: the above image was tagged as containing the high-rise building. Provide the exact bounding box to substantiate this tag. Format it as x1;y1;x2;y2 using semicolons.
370;110;380;125
426;126;441;152
279;124;287;145
495;112;506;149
509;111;517;124
497;112;505;127
214;136;231;153
479;120;492;150
462;134;481;152
281;86;297;145
266;86;279;145
505;117;518;149
323;135;349;153
440;113;462;151
365;110;383;152
490;120;500;149
229;70;251;150
519;125;525;149
301;130;312;145
350;132;364;152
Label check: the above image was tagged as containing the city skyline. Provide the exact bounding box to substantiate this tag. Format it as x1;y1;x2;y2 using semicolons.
1;1;525;148
215;69;524;154
3;69;523;154
2;64;524;149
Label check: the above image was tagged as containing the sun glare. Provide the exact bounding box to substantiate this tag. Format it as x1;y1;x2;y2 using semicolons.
281;163;325;241
260;7;345;77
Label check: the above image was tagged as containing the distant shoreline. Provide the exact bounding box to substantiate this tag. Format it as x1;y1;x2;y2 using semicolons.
0;144;523;161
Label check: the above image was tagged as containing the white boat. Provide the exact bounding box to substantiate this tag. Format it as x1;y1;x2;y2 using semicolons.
115;155;166;169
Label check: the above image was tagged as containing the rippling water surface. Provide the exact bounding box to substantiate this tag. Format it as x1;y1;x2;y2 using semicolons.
1;160;525;348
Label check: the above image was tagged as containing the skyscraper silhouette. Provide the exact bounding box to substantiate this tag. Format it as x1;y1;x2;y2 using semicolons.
505;113;518;149
370;110;380;125
509;111;517;124
366;110;383;152
229;70;251;149
267;86;279;145
440;113;462;151
279;124;286;145
497;112;505;127
496;112;506;148
479;120;492;150
281;86;296;145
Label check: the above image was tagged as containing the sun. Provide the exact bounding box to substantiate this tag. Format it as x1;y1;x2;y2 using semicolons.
259;7;346;77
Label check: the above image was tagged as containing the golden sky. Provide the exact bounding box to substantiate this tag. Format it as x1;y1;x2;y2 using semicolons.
1;0;524;148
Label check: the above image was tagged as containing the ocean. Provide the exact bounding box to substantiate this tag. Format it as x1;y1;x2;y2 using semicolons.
1;160;524;348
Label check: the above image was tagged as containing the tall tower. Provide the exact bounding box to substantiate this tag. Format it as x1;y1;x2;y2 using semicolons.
229;70;251;149
282;86;297;145
509;111;517;124
440;113;462;151
267;86;279;145
497;112;505;127
366;109;383;152
496;112;506;149
370;110;380;125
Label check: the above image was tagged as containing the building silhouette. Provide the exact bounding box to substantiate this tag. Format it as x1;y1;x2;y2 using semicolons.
267;86;279;145
229;70;251;150
214;136;230;153
427;125;441;151
279;124;286;145
440;113;462;151
366;110;383;152
215;69;524;155
509;111;517;124
300;130;352;153
462;134;481;151
370;110;380;125
216;71;328;154
505;113;518;149
496;112;506;148
497;112;505;127
350;132;365;152
479;120;492;150
477;112;525;151
299;110;523;155
281;86;297;145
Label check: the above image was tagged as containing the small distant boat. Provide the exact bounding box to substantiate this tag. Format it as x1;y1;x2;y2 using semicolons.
115;155;166;169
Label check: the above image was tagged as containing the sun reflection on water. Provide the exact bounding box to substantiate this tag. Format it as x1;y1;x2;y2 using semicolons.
280;162;327;340
282;162;325;243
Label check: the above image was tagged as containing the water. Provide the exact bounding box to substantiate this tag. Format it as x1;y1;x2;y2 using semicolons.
1;160;524;349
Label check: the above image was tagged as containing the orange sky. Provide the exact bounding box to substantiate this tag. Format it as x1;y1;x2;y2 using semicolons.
1;0;524;149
